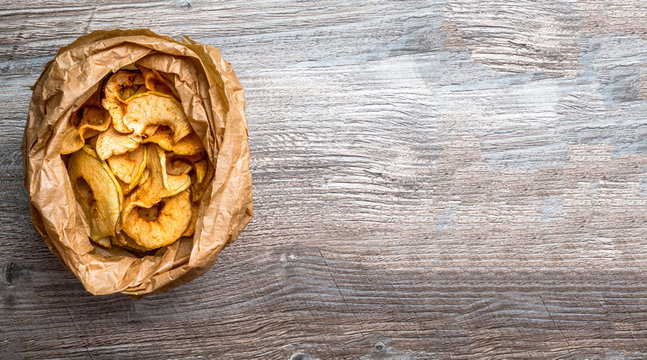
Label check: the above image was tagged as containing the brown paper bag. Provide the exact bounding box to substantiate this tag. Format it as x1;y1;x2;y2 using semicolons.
21;29;253;296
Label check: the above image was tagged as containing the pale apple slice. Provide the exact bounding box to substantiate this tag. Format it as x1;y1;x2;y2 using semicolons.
102;70;145;133
138;66;177;97
113;232;149;253
166;157;192;175
95;125;141;160
78;106;111;137
157;147;191;196
67;145;123;242
191;158;214;202
61;106;111;155
193;159;207;185
182;201;200;237
107;146;147;185
122;92;193;143
61;124;85;155
142;126;203;155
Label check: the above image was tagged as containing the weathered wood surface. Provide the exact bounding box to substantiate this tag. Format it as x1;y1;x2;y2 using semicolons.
2;0;647;359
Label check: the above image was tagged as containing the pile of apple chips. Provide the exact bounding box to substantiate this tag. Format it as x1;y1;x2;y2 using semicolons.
62;67;212;252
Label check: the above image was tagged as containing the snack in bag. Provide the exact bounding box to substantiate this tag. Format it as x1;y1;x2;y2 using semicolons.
22;29;253;296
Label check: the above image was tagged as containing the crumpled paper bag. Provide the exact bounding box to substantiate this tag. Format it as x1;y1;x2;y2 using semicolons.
21;29;253;296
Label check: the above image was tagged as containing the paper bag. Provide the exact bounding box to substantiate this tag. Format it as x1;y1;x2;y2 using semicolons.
21;29;253;296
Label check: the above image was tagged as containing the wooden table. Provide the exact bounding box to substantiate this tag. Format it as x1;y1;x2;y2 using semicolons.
2;1;647;359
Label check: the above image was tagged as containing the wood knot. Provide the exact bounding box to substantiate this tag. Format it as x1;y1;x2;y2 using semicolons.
3;262;17;285
3;262;28;286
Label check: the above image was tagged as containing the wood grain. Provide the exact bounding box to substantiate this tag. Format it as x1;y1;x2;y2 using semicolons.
2;0;647;359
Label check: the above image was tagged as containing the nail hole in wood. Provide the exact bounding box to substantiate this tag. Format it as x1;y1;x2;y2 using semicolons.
374;342;385;352
289;352;310;360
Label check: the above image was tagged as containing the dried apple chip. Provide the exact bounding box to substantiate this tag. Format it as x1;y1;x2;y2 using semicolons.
191;158;214;202
142;126;203;155
166;158;192;175
61;124;85;155
107;146;147;196
122;190;191;250
120;144;195;249
102;70;145;133
138;66;177;97
182;202;200;237
122;92;193;143
107;146;146;185
158;147;191;196
95;125;141;160
193;159;207;184
67;145;123;243
61;106;111;155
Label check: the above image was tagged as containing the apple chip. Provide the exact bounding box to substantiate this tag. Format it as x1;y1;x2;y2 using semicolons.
61;124;85;155
156;146;191;195
95;125;141;160
107;146;147;196
107;146;146;185
166;158;192;175
78;106;111;137
122;190;191;250
138;66;177;97
112;232;149;253
191;158;214;202
61;106;111;155
67;145;123;243
122;92;193;143
142;126;204;155
122;144;191;249
193;159;207;184
102;70;145;133
182;202;200;237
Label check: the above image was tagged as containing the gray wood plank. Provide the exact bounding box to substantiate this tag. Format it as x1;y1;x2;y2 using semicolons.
2;0;647;359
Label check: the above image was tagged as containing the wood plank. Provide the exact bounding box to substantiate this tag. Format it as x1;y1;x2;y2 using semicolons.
2;0;647;358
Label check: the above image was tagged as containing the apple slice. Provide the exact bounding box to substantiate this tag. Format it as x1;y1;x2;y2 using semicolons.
95;125;141;160
138;66;177;97
191;158;214;202
67;145;123;242
158;148;191;196
102;70;145;133
107;146;146;185
123;92;193;143
182;201;200;237
121;144;191;250
107;145;147;194
142;126;203;155
61;106;111;155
